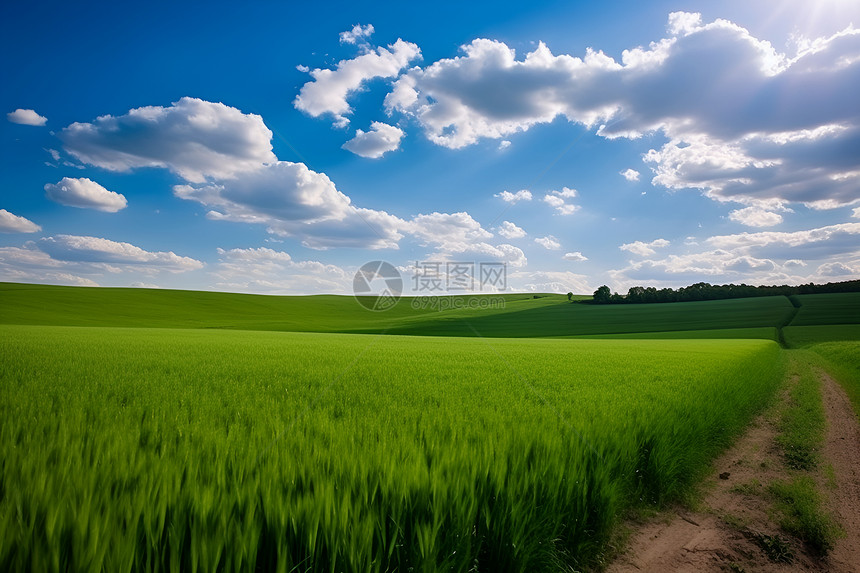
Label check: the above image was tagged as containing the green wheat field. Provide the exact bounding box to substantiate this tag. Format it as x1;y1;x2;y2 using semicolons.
1;283;858;571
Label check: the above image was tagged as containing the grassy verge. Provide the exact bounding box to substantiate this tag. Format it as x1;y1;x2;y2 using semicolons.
777;358;825;470
769;477;842;554
804;341;860;421
770;353;842;554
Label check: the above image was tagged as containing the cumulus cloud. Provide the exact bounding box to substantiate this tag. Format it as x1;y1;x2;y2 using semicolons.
7;108;47;126
496;220;526;239
817;261;857;276
621;168;640;181
728;206;783;227
214;247;351;294
508;270;592;294
534;235;561;250
619;238;670;257
441;242;527;268
543;187;579;215
495;189;532;203
384;15;860;208
563;251;588;261
707;223;860;251
499;140;511;150
0;246;99;287
174;161;405;249
0;209;41;233
614;251;776;282
295;39;420;127
409;211;492;250
38;235;203;272
342;121;404;158
0;235;202;287
610;222;860;288
44;177;127;212
407;212;526;267
59;97;276;183
340;24;374;45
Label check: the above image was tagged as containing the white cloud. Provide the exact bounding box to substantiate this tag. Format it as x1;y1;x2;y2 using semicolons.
174;161;405;250
621;168;640;181
7;108;47;126
59;97;276;183
0;209;41;233
495;189;532;203
563;251;588;261
612;251;778;286
508;270;593;294
619;238;670;257
707;223;860;251
214;247;351;294
0;235;202;287
496;220;526;239
38;235;203;272
340;24;374;45
499;140;511;150
447;242;527;268
543;187;579;215
0;245;100;286
728;206;783;227
493;243;527;267
384;16;860;208
817;261;857;276
44;177;127;212
407;212;526;267
342;121;404;158
409;211;492;250
667;11;703;36
295;39;420;127
534;235;561;250
552;187;577;198
852;207;860;218
610;222;860;288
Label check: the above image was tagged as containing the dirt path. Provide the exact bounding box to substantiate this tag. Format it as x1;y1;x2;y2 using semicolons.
820;372;860;571
605;370;860;573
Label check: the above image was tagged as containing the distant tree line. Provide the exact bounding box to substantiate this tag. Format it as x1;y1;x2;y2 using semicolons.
590;279;860;305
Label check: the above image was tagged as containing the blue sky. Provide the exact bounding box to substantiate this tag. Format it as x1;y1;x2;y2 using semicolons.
2;0;859;295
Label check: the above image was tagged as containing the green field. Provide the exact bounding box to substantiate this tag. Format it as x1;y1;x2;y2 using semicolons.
1;283;858;571
1;326;782;571
788;293;860;326
0;282;821;338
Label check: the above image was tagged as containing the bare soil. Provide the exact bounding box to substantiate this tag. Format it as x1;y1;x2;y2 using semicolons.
605;371;860;573
819;372;860;571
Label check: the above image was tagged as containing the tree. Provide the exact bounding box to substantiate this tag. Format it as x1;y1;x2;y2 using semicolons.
627;286;645;303
593;285;612;304
567;292;573;301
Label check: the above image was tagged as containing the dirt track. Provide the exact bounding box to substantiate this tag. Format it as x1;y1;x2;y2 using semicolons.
606;370;860;573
